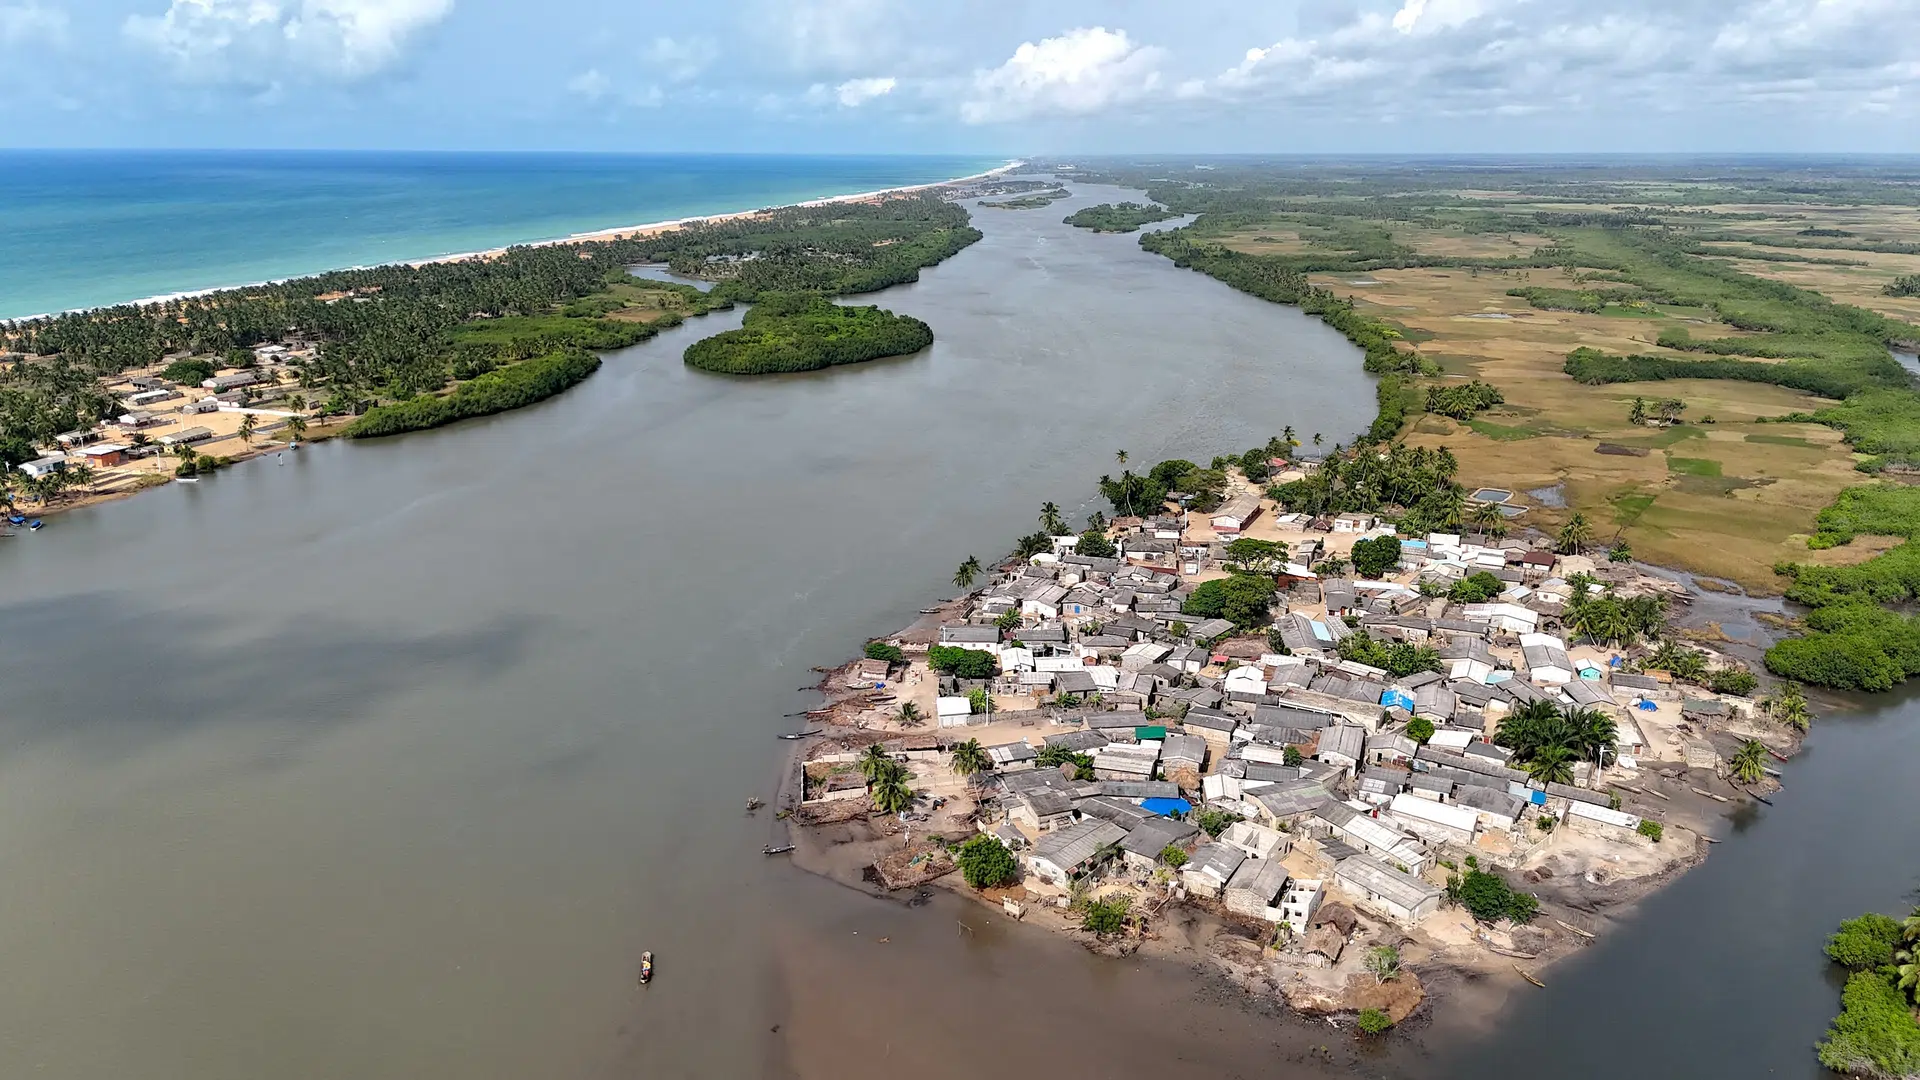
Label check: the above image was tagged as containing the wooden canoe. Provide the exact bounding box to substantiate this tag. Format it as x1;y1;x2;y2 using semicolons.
1515;965;1545;988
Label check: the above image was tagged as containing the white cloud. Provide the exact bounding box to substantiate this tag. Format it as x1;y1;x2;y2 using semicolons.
644;35;716;83
567;68;609;101
960;26;1163;124
0;3;67;45
124;0;454;84
833;75;894;106
1177;0;1920;120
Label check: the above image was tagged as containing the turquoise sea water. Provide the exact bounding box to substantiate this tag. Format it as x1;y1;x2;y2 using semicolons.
0;151;1006;320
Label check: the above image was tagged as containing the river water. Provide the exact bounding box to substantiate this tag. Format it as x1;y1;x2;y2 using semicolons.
0;181;1377;1079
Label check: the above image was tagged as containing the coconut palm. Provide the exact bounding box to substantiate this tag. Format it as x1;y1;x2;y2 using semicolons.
1729;739;1768;785
895;701;923;727
1565;707;1618;765
859;743;895;782
1568;597;1632;647
1468;499;1505;535
870;770;915;815
1523;745;1577;786
1115;449;1128;467
1765;682;1813;731
1557;513;1594;555
1313;432;1324;447
950;738;990;777
1039;501;1066;535
1563;572;1598;612
1283;425;1297;448
238;414;257;443
285;415;308;440
952;555;982;592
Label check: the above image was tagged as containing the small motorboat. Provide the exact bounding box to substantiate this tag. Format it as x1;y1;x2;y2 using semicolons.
27;519;42;530
762;845;795;856
177;477;199;484
777;729;823;741
638;951;654;986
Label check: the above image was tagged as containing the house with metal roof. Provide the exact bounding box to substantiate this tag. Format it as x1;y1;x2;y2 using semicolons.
1335;853;1444;924
1180;843;1247;899
1028;819;1129;886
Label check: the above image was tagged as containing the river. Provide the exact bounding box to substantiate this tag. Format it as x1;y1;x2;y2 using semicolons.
0;181;1378;1079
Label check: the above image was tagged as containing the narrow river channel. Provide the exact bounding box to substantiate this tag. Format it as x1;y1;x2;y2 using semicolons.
0;182;1378;1079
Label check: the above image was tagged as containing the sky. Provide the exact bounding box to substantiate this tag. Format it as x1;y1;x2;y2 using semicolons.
1;0;1916;153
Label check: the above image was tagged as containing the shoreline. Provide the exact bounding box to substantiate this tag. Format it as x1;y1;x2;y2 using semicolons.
5;162;1023;324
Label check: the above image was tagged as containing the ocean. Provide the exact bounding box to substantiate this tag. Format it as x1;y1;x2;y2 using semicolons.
0;151;1006;320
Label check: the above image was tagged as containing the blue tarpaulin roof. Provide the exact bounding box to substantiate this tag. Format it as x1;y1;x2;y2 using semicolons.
1381;688;1416;711
1636;699;1659;711
1141;797;1192;817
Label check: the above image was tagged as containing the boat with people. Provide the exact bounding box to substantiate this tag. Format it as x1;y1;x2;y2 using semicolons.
638;951;654;986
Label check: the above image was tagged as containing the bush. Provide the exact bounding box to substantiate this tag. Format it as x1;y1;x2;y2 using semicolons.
1637;819;1664;842
1159;844;1189;868
864;642;904;664
1708;667;1759;696
1425;380;1505;420
344;350;601;438
1182;574;1276;629
1448;572;1507;603
1282;745;1303;767
1356;1008;1394;1035
1196;808;1242;837
1405;717;1435;744
967;688;989;715
1826;913;1905;970
1817;971;1920;1078
1449;868;1539;923
955;835;1020;890
928;645;997;680
1082;895;1132;935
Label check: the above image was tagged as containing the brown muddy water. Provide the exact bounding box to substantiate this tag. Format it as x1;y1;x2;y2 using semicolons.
0;181;1379;1079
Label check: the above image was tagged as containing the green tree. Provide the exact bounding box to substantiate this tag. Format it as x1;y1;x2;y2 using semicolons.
1637;819;1664;842
859;744;895;783
956;835;1020;889
284;415;308;441
237;413;257;444
1557;513;1594;555
1629;396;1647;425
950;738;990;777
1039;501;1066;534
895;701;924;727
1364;945;1402;984
865;641;904;664
1196;808;1242;837
1076;529;1117;559
952;555;982;592
1282;745;1304;767
870;770;915;815
1523;745;1577;786
1764;682;1814;731
1159;844;1188;868
1082;895;1132;935
1817;971;1920;1077
1406;717;1435;744
1730;739;1768;785
1608;538;1633;563
1826;913;1905;970
929;645;997;679
1448;867;1539;924
1182;574;1276;629
1351;535;1403;578
1223;537;1288;574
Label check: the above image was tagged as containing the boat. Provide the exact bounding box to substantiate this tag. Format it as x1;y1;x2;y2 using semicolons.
176;477;199;483
1751;793;1774;806
746;797;763;813
1767;747;1791;763
1555;919;1595;940
762;845;795;856
27;519;42;530
777;729;823;740
638;951;653;986
1514;965;1545;988
918;607;940;614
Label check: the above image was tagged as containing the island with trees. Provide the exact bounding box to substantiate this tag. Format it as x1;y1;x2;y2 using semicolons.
1063;202;1181;233
682;292;933;375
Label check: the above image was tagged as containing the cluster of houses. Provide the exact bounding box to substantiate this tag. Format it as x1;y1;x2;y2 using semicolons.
14;344;312;482
893;505;1730;934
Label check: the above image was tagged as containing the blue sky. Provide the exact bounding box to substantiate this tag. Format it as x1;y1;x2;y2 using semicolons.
2;0;1916;153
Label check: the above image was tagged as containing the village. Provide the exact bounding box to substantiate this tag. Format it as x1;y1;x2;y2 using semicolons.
8;341;328;512
784;464;1803;1028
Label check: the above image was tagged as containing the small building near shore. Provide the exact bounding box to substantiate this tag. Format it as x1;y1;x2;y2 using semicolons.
201;371;261;391
158;427;214;448
1028;819;1128;886
1334;853;1443;925
74;443;130;467
17;454;67;479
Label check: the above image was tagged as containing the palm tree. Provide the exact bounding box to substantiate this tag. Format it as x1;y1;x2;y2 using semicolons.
1468;500;1505;535
952;555;982;592
1282;425;1297;448
1557;513;1594;555
950;738;990;777
289;393;306;412
895;702;923;727
1312;432;1323;447
285;415;308;441
1115;449;1128;468
1765;682;1813;732
1565;707;1618;765
238;414;257;444
859;743;894;782
1729;739;1768;785
1039;501;1066;535
1524;745;1577;786
870;770;915;815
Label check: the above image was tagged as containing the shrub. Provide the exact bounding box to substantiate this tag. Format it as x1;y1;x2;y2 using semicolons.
864;642;904;664
1159;844;1189;868
1637;820;1664;842
1825;913;1904;970
1196;808;1242;837
1356;1008;1394;1035
1449;868;1540;923
1082;895;1132;935
1708;667;1760;696
1364;945;1402;983
955;835;1020;890
1817;971;1920;1078
967;688;989;715
1405;717;1436;744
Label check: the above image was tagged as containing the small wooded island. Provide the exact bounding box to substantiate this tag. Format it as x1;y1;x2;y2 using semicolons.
683;292;933;374
1064;202;1181;233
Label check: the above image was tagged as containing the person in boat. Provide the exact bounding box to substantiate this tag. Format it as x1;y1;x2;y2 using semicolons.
639;951;654;985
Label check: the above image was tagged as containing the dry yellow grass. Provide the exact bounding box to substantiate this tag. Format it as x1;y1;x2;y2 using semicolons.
1310;266;1869;591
